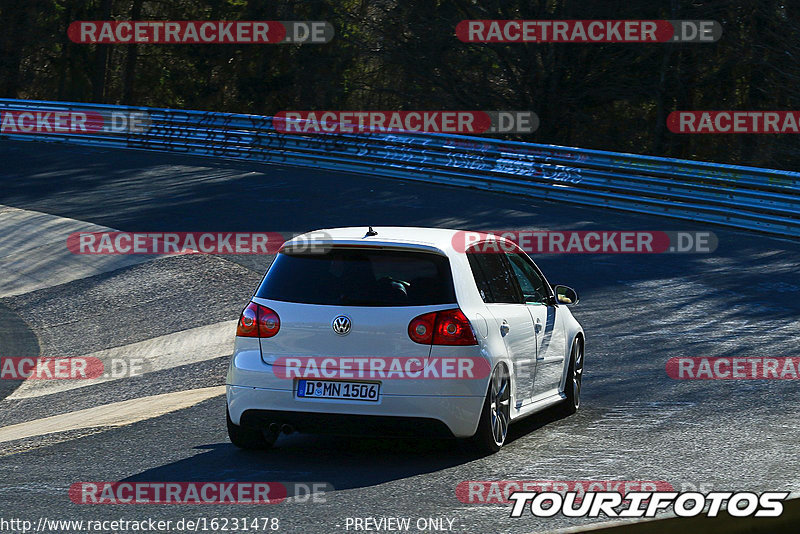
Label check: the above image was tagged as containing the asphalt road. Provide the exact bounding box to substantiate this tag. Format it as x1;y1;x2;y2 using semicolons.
0;139;798;534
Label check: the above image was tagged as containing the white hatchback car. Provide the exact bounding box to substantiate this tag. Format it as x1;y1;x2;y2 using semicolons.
226;227;584;453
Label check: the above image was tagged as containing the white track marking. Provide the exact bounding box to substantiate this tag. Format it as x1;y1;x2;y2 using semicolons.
0;205;156;297
0;386;224;443
7;320;237;400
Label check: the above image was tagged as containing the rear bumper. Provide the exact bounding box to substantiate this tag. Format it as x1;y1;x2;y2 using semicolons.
239;408;455;438
227;338;489;438
226;384;485;438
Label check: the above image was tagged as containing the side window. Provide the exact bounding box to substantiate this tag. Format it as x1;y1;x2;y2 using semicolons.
506;253;549;304
466;248;522;304
467;252;493;302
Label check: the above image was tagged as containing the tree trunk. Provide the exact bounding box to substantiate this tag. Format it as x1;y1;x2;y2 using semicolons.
91;0;113;102
122;0;143;104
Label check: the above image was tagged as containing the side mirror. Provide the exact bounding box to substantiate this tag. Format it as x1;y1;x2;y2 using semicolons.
553;285;579;306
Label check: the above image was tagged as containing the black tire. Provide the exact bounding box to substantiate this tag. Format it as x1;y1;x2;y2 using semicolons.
470;365;511;454
226;407;276;450
557;337;583;416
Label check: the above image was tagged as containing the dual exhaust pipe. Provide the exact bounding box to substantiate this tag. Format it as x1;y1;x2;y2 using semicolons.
268;423;294;435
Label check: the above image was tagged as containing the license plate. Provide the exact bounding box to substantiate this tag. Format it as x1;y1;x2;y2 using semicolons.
296;379;380;402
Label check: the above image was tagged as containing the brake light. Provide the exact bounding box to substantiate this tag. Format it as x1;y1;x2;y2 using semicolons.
408;309;477;346
236;302;280;338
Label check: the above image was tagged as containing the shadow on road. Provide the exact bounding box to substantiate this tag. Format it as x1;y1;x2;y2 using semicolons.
120;406;570;494
0;301;40;402
123;435;471;494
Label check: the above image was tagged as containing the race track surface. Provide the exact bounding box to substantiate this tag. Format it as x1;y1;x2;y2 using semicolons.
0;139;798;533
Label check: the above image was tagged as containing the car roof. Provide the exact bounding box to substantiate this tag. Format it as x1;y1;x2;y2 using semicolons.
281;226;511;256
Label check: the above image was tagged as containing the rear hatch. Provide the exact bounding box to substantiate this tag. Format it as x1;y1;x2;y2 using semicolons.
252;246;457;371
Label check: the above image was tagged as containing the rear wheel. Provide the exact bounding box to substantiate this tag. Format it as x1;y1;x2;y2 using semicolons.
227;407;276;450
557;338;583;416
470;365;511;454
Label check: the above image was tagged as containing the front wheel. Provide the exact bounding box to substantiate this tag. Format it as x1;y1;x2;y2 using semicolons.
557;337;583;416
470;365;511;454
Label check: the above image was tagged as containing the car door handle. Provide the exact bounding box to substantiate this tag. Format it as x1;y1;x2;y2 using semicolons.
534;319;543;334
500;321;510;336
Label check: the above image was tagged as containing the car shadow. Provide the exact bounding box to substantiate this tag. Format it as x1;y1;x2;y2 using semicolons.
121;433;478;495
120;404;571;496
506;404;569;445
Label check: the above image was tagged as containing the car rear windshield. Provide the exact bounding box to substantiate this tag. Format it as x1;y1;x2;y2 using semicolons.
256;248;457;306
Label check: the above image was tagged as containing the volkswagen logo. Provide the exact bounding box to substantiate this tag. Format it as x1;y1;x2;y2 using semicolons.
331;315;351;336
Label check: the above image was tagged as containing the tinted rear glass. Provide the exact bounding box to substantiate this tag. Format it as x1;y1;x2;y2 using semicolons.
256;248;457;306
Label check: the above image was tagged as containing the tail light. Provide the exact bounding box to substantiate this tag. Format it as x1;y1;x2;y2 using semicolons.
237;302;280;338
408;308;477;346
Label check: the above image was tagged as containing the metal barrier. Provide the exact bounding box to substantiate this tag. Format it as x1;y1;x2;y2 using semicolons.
1;98;798;237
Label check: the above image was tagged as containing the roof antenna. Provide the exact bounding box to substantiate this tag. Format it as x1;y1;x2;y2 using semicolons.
366;226;378;237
